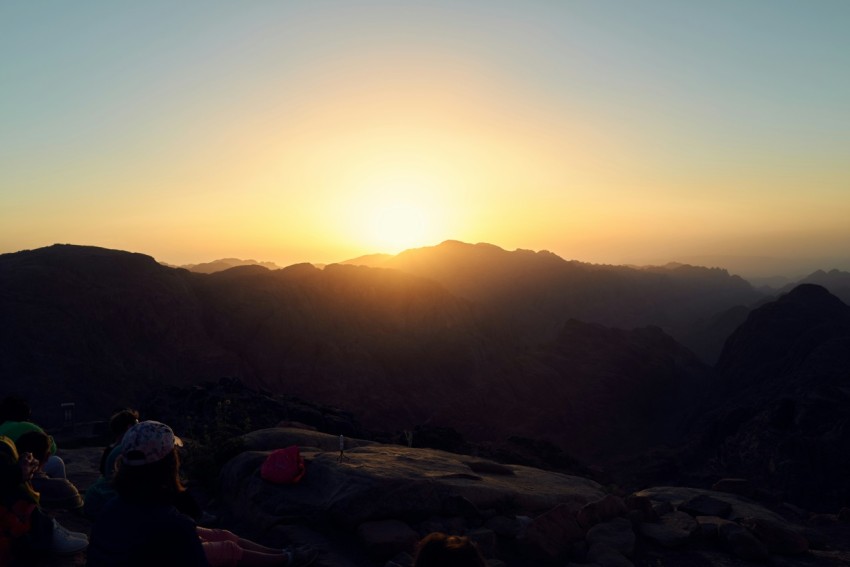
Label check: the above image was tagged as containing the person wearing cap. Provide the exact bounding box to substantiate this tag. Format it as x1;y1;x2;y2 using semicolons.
87;421;317;567
86;420;206;567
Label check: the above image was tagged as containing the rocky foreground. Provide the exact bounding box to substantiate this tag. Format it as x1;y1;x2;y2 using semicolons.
45;427;850;566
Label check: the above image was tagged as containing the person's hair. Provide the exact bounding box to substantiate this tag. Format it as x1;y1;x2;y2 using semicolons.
0;436;39;504
15;431;51;465
109;408;140;438
0;437;22;494
0;396;31;423
413;533;486;567
113;447;186;504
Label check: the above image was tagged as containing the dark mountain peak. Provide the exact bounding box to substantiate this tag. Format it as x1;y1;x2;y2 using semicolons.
393;240;575;272
780;282;844;306
695;283;850;511
2;243;158;266
777;270;850;304
279;262;322;276
731;283;847;332
715;283;850;381
0;244;167;285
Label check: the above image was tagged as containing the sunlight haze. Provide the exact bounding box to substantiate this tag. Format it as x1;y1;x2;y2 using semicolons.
2;1;849;277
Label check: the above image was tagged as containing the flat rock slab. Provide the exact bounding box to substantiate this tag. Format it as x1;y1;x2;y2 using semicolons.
221;428;606;531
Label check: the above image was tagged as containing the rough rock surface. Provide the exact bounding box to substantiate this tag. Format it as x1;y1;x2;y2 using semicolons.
220;428;606;532
32;436;850;567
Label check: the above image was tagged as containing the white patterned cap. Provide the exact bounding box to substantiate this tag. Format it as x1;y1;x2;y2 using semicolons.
120;420;182;466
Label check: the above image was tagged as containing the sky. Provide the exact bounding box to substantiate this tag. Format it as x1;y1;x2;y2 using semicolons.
2;1;849;278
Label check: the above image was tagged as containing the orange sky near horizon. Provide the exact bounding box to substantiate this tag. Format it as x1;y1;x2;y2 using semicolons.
2;2;849;278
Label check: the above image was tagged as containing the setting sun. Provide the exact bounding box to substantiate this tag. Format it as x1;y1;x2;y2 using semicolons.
363;200;430;253
328;169;458;255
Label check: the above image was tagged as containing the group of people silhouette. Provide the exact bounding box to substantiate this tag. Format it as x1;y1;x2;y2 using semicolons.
0;395;487;566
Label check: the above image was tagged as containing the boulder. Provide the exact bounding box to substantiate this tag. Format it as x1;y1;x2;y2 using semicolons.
718;521;769;561
586;547;634;567
678;494;732;518
576;494;627;530
465;528;497;558
523;503;586;560
484;515;523;539
634;487;792;527
740;517;808;555
639;512;698;548
624;494;657;523
441;495;482;524
694;515;733;541
586;518;635;556
357;519;418;560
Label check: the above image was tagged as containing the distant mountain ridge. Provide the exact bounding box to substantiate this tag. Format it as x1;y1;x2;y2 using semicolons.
343;240;764;360
178;257;283;273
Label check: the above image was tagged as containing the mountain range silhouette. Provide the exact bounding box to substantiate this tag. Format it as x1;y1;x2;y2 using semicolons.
2;241;850;509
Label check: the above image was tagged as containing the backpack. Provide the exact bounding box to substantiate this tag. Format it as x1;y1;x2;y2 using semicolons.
260;445;306;484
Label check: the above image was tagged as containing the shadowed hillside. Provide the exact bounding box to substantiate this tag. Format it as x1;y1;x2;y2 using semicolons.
187;261;496;430
0;245;236;420
343;240;764;359
2;244;710;467
485;320;709;464
686;284;850;510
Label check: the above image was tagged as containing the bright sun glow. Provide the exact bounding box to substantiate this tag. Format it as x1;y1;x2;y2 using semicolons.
339;171;450;254
363;200;430;252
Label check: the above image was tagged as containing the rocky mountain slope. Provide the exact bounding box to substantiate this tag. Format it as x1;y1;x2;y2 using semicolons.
342;240;765;356
45;427;850;567
685;284;850;511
